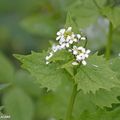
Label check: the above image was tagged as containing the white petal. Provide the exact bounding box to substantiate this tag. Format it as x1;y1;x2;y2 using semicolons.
60;37;65;42
76;55;82;61
49;52;53;58
84;54;89;58
71;33;75;38
73;38;78;42
69;40;73;44
60;43;66;49
46;61;49;64
60;29;65;34
86;49;91;54
57;31;61;35
81;37;86;40
81;48;86;53
56;36;60;40
66;36;71;42
45;56;50;60
72;62;78;66
68;49;72;52
81;55;85;60
82;60;87;66
73;50;78;55
77;34;81;39
73;45;77;49
67;27;72;32
66;43;69;48
78;46;83;50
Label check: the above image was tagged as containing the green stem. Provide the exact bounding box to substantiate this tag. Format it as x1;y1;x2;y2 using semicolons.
105;22;113;60
65;84;78;120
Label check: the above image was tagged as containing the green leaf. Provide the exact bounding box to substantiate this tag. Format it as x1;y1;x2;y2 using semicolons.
65;12;79;33
0;52;14;83
88;88;120;108
61;61;75;77
14;51;71;91
78;106;120;120
110;57;120;79
67;0;99;28
3;88;34;120
101;6;120;28
75;53;120;93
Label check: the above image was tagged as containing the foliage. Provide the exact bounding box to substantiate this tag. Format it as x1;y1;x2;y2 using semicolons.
0;0;120;120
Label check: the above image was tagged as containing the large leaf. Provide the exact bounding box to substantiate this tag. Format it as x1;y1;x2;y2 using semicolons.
3;88;34;120
14;51;71;91
75;53;120;93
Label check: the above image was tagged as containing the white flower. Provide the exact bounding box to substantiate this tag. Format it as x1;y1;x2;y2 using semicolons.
81;37;86;41
45;27;91;66
67;27;72;32
76;34;81;39
71;46;91;66
46;61;49;64
82;60;87;66
56;29;65;41
56;27;72;42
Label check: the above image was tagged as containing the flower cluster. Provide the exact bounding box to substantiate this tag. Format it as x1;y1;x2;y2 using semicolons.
71;46;91;66
45;27;91;66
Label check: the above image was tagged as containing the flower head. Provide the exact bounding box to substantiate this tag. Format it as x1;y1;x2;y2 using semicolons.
56;27;81;48
71;46;91;66
45;27;91;66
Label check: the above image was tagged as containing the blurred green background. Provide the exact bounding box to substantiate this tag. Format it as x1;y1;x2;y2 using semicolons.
0;0;120;120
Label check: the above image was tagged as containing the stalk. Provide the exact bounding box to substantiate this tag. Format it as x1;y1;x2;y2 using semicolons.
65;84;78;120
105;22;113;60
